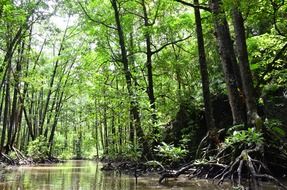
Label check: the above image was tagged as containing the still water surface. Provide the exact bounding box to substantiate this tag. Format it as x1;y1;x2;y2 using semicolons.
0;160;283;190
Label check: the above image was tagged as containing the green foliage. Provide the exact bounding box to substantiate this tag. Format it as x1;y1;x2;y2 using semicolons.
119;143;141;161
263;83;282;94
27;135;49;160
58;150;73;160
1;0;287;164
224;128;264;147
247;34;287;88
8;151;17;160
154;142;187;162
265;119;286;137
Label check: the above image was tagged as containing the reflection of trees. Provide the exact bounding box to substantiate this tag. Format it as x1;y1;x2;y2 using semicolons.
71;161;81;190
0;161;141;190
93;162;99;189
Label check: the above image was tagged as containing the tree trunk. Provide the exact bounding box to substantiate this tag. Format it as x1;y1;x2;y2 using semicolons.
94;99;99;158
128;32;136;144
209;0;245;124
99;113;105;155
103;104;109;155
111;0;150;158
194;0;216;131
1;60;11;152
8;47;22;149
231;3;261;128
141;0;157;124
40;25;68;135
111;110;116;153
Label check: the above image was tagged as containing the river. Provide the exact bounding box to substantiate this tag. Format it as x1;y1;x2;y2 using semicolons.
0;160;284;190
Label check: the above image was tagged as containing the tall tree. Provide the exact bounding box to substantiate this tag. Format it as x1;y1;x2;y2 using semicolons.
231;1;261;128
209;0;245;124
193;0;216;136
110;0;150;158
140;0;158;124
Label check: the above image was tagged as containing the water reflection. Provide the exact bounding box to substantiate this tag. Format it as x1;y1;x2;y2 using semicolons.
0;160;281;190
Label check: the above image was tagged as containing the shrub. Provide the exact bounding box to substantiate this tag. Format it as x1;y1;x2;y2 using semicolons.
154;142;187;163
224;128;263;148
27;135;49;161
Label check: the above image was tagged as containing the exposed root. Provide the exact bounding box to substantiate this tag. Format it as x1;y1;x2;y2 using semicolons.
159;143;287;189
196;128;225;160
0;147;34;165
159;164;194;183
196;131;210;159
213;145;287;189
144;160;166;171
159;162;226;183
0;152;15;165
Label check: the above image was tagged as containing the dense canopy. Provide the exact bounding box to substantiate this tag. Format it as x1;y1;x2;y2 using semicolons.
0;0;287;188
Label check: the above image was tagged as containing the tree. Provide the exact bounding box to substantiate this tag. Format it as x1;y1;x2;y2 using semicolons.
110;0;150;158
231;0;261;128
209;0;245;124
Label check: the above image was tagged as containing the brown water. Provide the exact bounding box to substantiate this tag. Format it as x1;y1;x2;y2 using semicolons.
0;160;283;190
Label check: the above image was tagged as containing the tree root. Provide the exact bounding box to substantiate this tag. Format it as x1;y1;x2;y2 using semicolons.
0;152;15;165
0;147;34;165
196;128;225;160
214;146;287;189
159;164;194;183
159;145;287;189
159;162;226;183
145;160;166;171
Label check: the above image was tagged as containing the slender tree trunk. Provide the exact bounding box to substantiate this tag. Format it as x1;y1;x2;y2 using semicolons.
209;0;245;124
111;110;116;153
103;105;109;155
0;88;5;125
0;29;23;151
115;78;122;154
111;0;150;158
48;91;64;156
141;0;157;124
1;61;11;152
99;114;105;155
23;104;35;140
0;3;3;19
9;40;26;148
128;32;136;144
194;0;216;134
48;60;74;155
231;3;261;128
94;98;99;158
118;116;122;154
40;25;68;135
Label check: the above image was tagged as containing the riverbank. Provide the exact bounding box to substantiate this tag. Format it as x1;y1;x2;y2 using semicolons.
1;159;286;189
0;160;234;190
0;153;64;170
100;157;287;190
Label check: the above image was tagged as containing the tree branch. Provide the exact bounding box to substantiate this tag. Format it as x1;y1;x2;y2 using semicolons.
174;0;211;12
78;2;117;30
151;35;192;55
150;0;161;25
123;8;145;19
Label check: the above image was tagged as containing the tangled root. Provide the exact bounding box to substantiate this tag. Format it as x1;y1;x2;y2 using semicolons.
213;145;287;189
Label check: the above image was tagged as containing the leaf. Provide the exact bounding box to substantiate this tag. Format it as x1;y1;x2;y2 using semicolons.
250;63;260;70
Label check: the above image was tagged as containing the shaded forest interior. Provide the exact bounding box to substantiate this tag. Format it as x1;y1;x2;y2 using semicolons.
0;0;287;189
